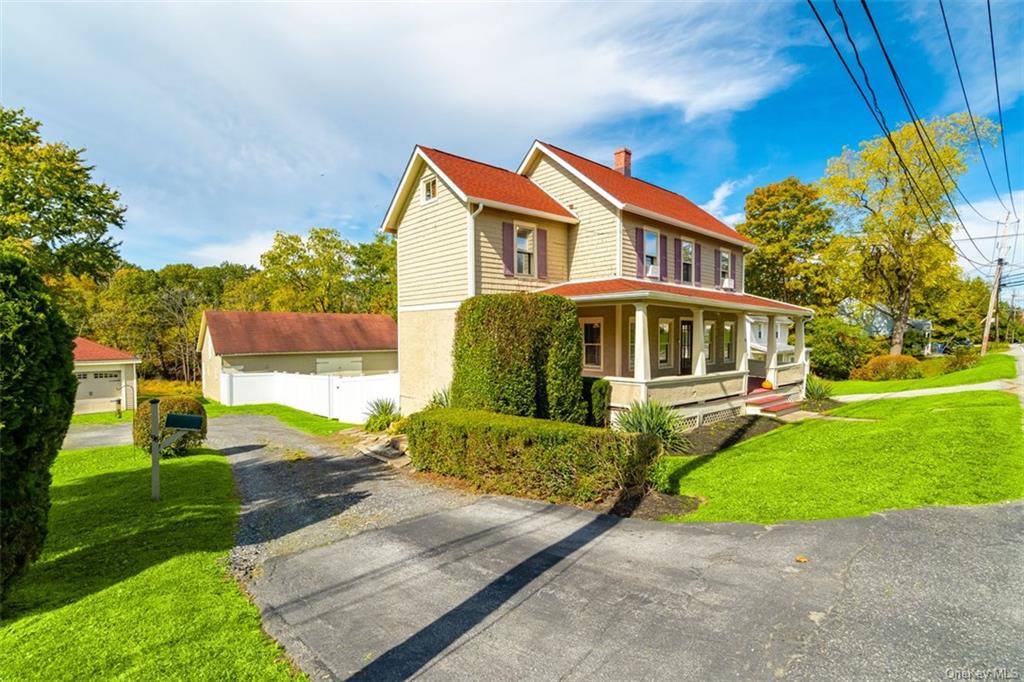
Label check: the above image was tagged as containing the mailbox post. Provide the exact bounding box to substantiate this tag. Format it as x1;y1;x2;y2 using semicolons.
148;398;204;501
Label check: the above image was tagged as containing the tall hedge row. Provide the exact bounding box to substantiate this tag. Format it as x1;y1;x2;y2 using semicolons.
0;246;77;589
405;408;660;504
450;293;585;422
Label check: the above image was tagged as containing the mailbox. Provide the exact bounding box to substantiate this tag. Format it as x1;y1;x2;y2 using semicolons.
165;413;203;432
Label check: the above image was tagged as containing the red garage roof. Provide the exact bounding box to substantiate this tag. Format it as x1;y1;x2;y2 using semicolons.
538;142;753;246
202;311;397;356
541;278;811;315
73;337;139;362
418;146;576;221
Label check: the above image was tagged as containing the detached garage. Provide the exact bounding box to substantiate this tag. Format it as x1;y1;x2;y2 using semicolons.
72;337;141;415
197;310;398;402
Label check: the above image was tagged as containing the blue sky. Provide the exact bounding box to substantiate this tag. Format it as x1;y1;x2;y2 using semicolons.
3;1;1022;283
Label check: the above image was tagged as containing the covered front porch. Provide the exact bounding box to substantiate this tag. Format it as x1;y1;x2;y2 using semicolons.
545;279;813;417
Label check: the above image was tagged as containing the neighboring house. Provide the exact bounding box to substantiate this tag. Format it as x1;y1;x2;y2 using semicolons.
72;337;141;415
839;299;933;354
747;315;797;377
382;141;813;416
197;310;398;402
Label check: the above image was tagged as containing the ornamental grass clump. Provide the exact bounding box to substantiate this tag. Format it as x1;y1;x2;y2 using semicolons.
615;400;690;455
364;397;400;432
804;374;834;401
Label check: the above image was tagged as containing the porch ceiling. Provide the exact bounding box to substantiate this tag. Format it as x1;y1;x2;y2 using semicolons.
541;278;813;317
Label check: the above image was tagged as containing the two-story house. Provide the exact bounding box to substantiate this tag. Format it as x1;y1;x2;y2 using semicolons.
382;141;812;417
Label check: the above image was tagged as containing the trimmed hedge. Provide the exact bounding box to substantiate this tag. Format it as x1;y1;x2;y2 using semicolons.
583;377;612;427
450;293;585;422
405;408;659;504
850;354;923;381
0;247;77;589
133;397;207;456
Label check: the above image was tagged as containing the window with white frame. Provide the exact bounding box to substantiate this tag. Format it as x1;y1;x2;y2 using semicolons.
93;371;121;379
75;372;88;380
704;322;716;364
581;319;603;369
643;229;658;277
628;318;636;370
516;225;536;276
422;177;437;203
723;321;734;362
719;249;731;284
657;320;672;368
681;239;694;283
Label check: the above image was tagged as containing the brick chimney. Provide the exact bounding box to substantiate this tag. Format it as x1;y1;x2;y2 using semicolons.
613;147;632;177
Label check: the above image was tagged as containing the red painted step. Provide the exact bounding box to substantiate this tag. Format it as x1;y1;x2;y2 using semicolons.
761;401;801;415
746;394;789;406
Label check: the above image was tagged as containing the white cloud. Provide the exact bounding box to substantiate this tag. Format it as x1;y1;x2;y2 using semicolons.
190;231;277;268
722;212;746;227
952;191;1024;279
3;2;808;267
700;176;753;223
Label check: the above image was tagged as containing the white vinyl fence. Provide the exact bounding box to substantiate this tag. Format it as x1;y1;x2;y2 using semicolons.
220;371;399;424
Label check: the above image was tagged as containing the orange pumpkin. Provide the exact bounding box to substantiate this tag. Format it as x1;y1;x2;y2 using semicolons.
761;380;773;390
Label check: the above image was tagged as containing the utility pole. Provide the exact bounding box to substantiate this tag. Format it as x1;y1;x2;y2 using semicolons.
982;215;1011;355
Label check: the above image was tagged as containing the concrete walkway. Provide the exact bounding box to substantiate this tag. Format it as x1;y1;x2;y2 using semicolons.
833;378;1015;402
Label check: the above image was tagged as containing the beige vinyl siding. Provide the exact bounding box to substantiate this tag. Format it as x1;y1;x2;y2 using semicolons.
526;155;619;280
476;207;569;294
201;327;223;401
621;212;745;293
220;351;397;375
396;166;468;306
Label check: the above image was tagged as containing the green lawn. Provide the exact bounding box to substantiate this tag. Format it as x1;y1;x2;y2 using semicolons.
830;353;1017;395
652;391;1024;523
0;446;300;680
72;401;355;436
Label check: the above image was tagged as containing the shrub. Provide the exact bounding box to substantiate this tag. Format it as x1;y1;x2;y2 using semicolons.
849;355;924;381
583;377;612;427
945;346;980;373
614;400;690;455
405;408;659;504
804;374;834;401
0;247;77;589
364;397;400;432
133;397;207;457
450;293;584;422
806;317;877;380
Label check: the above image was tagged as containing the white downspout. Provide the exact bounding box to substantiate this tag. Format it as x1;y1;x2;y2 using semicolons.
467;202;484;297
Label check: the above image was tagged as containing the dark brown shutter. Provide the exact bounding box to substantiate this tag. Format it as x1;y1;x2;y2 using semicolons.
502;222;514;277
695;243;702;283
635;227;644;277
730;250;737;285
673;238;682;283
659;235;668;281
537;228;548;280
714;248;721;285
736;253;743;290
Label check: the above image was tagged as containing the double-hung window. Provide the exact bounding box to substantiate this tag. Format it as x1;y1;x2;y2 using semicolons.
657;320;672;368
719;249;731;284
704;322;716;365
581;319;603;369
643;229;658;277
723;321;734;362
422;177;437;203
516;225;536;276
681;239;694;283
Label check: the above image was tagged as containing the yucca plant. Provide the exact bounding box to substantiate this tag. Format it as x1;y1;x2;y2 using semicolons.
804;374;834;402
364;397;400;432
426;388;451;409
614;400;690;455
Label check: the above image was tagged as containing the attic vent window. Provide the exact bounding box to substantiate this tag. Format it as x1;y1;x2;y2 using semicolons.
422;178;437;203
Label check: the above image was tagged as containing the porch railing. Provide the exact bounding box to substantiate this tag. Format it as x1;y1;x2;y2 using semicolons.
606;370;747;408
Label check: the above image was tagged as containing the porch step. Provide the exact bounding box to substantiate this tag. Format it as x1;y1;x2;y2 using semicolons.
746;394;789;407
761;400;802;416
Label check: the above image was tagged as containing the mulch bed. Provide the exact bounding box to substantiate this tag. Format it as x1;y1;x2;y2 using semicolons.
683;415;782;457
802;398;844;413
609;488;701;520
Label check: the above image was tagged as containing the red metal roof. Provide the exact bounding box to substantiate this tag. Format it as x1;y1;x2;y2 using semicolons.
203;311;397;356
419;146;576;220
73;337;139;362
538;142;753;246
541;278;810;315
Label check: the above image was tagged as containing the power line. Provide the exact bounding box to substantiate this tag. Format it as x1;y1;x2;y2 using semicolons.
939;0;1011;216
807;0;991;269
987;0;1018;219
951;232;1024;242
860;0;994;262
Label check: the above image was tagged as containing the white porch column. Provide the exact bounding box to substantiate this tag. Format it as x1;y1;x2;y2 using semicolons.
633;302;651;382
693;308;707;376
766;314;779;387
794;316;806;362
736;314;749;374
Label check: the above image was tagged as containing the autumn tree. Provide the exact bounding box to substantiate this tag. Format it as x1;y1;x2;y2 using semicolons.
819;113;996;354
0;107;124;279
351;233;396;317
259;228;355;312
736;178;839;310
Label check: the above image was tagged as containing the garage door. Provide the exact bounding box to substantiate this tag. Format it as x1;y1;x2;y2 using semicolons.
76;370;122;401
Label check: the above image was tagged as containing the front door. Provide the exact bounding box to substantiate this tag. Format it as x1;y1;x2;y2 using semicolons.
679;320;693;375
